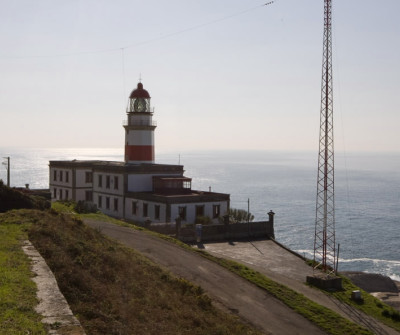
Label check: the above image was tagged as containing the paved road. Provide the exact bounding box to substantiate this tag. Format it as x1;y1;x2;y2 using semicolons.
84;219;326;335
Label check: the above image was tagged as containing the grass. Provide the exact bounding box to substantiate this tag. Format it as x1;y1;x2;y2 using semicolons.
20;208;261;335
53;203;371;335
49;202;400;334
0;211;46;335
328;275;400;331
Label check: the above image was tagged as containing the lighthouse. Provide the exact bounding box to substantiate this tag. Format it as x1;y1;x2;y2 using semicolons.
124;82;156;164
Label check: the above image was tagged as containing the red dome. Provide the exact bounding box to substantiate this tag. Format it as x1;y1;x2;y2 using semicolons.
129;82;150;99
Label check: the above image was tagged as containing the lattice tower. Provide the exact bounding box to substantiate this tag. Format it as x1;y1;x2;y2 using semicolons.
313;0;336;274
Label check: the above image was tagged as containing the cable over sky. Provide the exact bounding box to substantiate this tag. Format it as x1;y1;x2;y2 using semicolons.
0;2;277;60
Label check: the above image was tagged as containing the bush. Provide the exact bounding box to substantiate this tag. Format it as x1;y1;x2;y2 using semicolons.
195;216;211;225
74;200;98;214
0;180;50;212
228;208;254;223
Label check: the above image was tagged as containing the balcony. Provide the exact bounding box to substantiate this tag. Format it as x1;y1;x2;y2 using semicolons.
123;119;157;127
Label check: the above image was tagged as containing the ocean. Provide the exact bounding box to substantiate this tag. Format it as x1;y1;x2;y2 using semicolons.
1;147;399;281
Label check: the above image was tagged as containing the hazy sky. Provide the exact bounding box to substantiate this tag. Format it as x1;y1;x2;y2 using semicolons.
0;0;399;153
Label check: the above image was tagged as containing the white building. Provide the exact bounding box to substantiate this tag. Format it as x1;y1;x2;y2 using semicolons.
49;82;230;224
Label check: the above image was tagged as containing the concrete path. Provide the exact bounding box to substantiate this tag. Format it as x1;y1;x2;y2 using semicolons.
198;239;400;335
22;240;85;335
84;219;326;335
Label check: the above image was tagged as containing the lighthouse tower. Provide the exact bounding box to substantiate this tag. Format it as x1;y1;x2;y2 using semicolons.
124;82;156;164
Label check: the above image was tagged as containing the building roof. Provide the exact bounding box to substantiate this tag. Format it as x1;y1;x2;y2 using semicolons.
126;190;230;204
49;160;184;174
129;82;150;99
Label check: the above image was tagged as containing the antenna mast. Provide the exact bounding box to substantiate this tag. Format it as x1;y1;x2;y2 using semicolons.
313;0;336;274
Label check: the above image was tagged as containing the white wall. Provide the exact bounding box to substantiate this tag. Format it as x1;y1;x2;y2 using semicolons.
93;171;124;196
171;201;229;224
95;192;124;218
125;197;167;223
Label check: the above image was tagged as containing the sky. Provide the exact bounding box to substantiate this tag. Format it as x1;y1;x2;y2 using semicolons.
0;0;399;153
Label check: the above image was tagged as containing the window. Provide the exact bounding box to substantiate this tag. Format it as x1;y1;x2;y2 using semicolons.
114;176;119;190
132;201;138;215
98;195;102;208
195;205;205;217
179;206;187;220
85;172;93;183
143;203;148;217
98;175;103;188
213;205;221;219
106;175;110;189
60;171;63;182
106;197;110;209
66;171;69;183
59;189;63;199
53;170;57;181
155;205;160;220
53;188;57;199
65;190;69;199
114;198;118;211
85;191;93;202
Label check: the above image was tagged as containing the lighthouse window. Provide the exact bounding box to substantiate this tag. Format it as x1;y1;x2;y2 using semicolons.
213;205;221;218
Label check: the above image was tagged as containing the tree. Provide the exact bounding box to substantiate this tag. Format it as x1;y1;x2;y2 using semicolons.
228;208;254;223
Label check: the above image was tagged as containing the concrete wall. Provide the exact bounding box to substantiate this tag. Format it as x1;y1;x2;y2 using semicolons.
146;221;275;242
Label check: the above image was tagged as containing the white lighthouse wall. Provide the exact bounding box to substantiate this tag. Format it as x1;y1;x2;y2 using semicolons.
126;130;153;145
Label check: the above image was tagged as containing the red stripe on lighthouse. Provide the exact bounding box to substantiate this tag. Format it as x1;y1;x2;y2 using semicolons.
125;145;154;162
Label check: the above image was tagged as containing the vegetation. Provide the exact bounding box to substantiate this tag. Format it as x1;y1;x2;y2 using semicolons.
0;180;50;213
228;208;254;223
19;208;260;335
195;215;212;225
327;275;400;331
0;211;46;334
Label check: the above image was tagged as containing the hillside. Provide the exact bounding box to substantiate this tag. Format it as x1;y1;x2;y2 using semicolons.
0;181;49;212
2;209;260;335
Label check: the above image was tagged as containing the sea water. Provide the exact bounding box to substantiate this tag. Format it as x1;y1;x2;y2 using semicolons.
1;147;399;281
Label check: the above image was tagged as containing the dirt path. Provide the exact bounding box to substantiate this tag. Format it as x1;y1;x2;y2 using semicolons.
84;219;326;335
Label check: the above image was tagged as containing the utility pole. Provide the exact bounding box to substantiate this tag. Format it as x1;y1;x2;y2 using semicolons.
2;157;10;187
313;0;336;275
